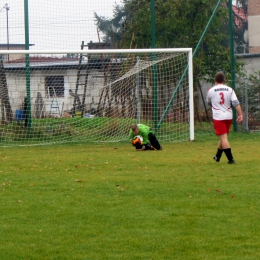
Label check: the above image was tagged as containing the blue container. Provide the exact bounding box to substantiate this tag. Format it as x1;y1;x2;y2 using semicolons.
15;110;25;121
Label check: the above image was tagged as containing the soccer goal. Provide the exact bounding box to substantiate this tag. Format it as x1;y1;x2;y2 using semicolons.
0;48;193;146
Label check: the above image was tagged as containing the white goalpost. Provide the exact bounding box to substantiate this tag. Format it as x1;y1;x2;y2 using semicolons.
0;48;193;146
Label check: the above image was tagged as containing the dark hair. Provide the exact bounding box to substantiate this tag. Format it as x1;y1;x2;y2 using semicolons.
214;72;225;83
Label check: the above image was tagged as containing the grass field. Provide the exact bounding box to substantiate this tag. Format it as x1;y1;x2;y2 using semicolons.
1;131;260;259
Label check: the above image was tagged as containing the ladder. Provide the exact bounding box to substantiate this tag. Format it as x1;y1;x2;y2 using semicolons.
47;87;63;117
72;41;88;117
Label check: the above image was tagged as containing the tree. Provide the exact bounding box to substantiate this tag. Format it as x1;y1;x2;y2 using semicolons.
95;0;232;75
94;3;126;47
95;0;245;121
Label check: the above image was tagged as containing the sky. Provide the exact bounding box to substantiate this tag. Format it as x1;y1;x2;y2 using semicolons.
0;0;119;51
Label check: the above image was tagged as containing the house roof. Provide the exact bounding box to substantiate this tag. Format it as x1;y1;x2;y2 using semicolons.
0;44;35;47
6;56;79;64
232;5;247;29
221;3;247;28
3;56;113;70
236;52;260;58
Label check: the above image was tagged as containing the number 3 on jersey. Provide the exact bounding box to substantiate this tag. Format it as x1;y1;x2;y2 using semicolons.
219;92;225;105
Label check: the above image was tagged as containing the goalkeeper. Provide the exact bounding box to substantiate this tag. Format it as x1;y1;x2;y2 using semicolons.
129;124;162;151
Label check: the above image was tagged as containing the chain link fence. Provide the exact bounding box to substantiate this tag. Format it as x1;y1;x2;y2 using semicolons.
234;54;260;131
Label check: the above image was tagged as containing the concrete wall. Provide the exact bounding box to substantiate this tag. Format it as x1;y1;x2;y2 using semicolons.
248;0;260;53
241;55;260;76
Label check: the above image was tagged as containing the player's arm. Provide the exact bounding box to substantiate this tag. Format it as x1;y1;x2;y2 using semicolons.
206;90;212;107
234;104;243;122
231;93;243;123
139;129;149;144
129;130;135;140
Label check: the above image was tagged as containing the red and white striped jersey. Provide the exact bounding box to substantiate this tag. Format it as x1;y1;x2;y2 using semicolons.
207;84;239;120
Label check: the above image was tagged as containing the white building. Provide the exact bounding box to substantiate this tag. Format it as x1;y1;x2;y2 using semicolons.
2;57;110;119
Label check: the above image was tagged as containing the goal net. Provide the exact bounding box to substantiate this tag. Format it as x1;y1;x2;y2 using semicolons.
0;48;193;146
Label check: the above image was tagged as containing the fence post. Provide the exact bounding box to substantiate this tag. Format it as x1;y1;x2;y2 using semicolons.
24;0;31;129
136;57;141;124
244;78;248;131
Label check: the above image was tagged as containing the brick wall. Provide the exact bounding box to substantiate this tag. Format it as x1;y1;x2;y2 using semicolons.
248;0;260;16
250;46;260;53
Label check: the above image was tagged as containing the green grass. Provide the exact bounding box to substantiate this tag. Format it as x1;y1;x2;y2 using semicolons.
1;132;260;259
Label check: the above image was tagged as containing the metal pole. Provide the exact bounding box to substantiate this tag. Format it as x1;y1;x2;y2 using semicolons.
228;0;237;131
188;51;194;141
150;0;158;129
24;0;31;129
150;0;156;49
6;4;9;61
244;78;248;131
136;57;141;124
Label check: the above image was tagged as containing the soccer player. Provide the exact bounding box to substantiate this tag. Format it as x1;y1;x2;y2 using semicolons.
207;71;243;164
129;124;162;151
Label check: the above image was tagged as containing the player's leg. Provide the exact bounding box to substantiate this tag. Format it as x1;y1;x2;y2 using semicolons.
213;120;225;162
135;143;152;151
220;120;235;164
213;119;234;163
219;133;230;149
148;133;162;150
220;133;235;163
213;139;224;162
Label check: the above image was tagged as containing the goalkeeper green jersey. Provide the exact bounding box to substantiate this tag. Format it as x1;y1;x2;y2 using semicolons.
129;124;154;144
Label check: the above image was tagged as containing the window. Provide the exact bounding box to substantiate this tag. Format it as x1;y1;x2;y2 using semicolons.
45;76;64;97
1;55;7;62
